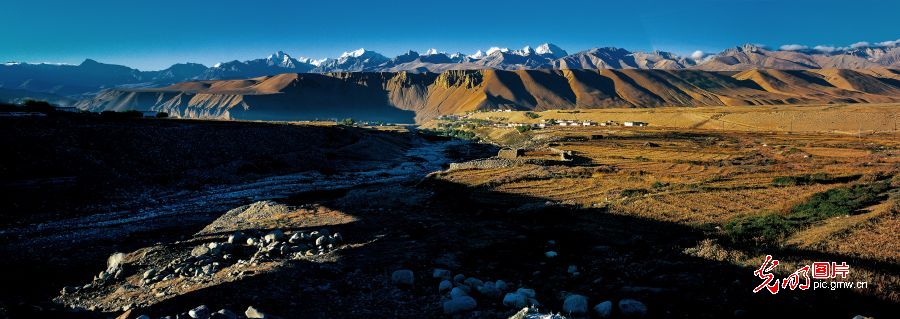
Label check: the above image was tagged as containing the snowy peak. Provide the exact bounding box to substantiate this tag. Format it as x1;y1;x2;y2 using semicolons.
535;43;568;58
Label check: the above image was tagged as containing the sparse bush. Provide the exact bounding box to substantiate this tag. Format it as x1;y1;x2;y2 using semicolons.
725;180;891;247
516;125;532;133
524;112;541;119
620;188;649;197
651;181;669;189
156;112;169;118
771;173;859;186
339;118;355;126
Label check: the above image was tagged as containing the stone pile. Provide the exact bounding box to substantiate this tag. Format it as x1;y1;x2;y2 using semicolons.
139;229;343;286
133;305;270;319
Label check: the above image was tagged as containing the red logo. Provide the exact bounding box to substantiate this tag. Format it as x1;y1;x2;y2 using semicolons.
752;255;849;294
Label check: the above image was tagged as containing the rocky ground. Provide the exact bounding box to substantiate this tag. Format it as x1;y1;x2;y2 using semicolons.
0;115;895;319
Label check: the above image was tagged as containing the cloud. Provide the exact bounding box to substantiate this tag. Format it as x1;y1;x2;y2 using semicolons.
849;41;870;49
875;39;900;47
689;50;705;59
779;44;808;51
813;45;839;53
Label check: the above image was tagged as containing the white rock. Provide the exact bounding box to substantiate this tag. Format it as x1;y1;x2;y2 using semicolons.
563;294;588;315
442;296;477;315
214;309;237;319
245;306;267;318
188;305;210;318
594;301;613;318
503;292;527;308
391;269;414;287
619;299;647;317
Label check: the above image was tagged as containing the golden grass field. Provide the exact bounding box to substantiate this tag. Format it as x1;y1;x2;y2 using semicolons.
430;104;900;304
465;103;900;134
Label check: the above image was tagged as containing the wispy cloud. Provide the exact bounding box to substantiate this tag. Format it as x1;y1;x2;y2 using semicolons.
849;41;870;49
875;39;900;47
779;44;808;51
813;45;839;53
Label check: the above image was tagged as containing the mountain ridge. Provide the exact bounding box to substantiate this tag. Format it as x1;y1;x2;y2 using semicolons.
75;68;900;123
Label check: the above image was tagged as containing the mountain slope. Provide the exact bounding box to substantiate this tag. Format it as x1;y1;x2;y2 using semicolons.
76;69;900;123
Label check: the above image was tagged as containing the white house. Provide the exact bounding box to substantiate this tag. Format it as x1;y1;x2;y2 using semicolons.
624;121;649;127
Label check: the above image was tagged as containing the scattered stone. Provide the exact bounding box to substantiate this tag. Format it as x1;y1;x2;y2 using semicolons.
245;306;267;319
453;274;465;283
563;294;588;315
263;230;284;243
477;281;501;298
391;269;414;287
432;268;451;279
545;251;558;258
516;288;536;299
211;309;237;319
438;280;453;293
463;277;484;288
593;301;613;318
618;299;647;317
503;292;528;308
443;296;477;315
188;305;210;318
227;232;244;244
190;245;211;257
450;287;469;299
495;280;509;291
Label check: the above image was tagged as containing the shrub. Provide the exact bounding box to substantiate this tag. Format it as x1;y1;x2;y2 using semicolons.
524;112;541;119
156;112;169;118
516;125;532;133
725;180;891;247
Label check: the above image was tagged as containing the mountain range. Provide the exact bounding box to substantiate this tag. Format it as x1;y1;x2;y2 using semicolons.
75;68;900;123
3;42;899;102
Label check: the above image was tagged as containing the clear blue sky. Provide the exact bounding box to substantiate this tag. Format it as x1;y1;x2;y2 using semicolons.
1;0;897;70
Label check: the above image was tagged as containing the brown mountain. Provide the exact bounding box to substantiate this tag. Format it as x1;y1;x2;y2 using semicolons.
76;68;900;123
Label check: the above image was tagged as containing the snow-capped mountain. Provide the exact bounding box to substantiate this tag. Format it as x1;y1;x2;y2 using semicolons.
311;48;390;72
5;40;900;102
200;51;315;79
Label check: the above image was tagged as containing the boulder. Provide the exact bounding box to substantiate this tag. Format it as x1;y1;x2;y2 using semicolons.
503;292;528;308
476;282;501;298
495;280;509;291
264;230;284;243
618;299;647;317
453;274;465;283
545;251;558;258
563;294;588;315
593;301;613;318
245;306;267;318
442;296;477;315
463;277;484;288
188;305;210;318
191;245;210;257
516;288;536;298
432;268;451;279
450;287;469;299
438;280;453;293
227;232;244;244
391;269;414;287
211;309;237;319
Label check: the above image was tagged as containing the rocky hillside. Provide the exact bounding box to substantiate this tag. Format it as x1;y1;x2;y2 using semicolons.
76;68;900;123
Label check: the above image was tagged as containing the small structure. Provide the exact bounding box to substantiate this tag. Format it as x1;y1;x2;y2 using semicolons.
624;121;649;127
140;111;159;118
498;148;525;159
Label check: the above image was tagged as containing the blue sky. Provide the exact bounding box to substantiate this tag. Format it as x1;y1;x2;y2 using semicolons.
1;0;898;70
